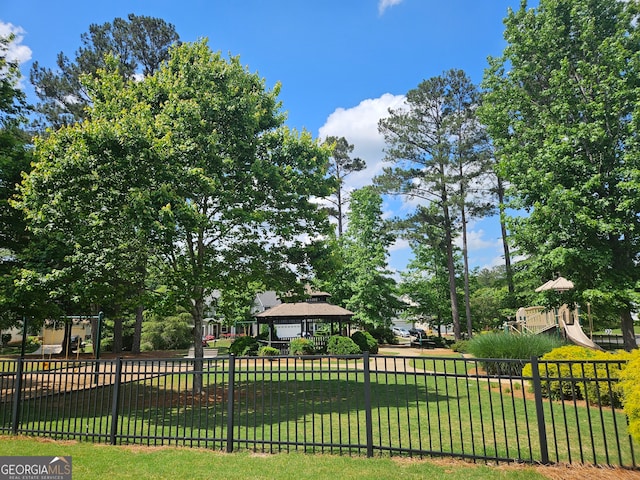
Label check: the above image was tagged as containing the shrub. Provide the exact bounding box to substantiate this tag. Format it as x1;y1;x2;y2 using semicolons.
451;340;469;353
258;346;280;357
467;333;565;375
141;310;192;350
327;335;361;355
289;338;316;355
229;336;259;356
368;325;396;345
522;345;628;406
1;333;11;346
617;349;640;443
351;331;378;354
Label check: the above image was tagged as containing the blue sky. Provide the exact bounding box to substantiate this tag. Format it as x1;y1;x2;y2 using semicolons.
2;0;523;275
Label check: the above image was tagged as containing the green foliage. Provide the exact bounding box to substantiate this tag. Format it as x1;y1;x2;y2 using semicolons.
522;345;629;406
257;324;271;341
30;14;180;128
216;281;264;328
368;325;396;345
480;0;640;348
617;350;640;443
376;70;491;340
450;340;469;353
141;310;192;351
321;136;366;236
326;187;403;329
326;335;361;355
289;338;316;355
229;336;259;356
351;331;378;354
258;346;280;357
19;39;335;364
468;333;565;375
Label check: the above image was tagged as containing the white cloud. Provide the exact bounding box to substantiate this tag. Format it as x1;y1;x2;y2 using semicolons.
318;92;405;190
462;228;501;252
0;22;32;65
378;0;404;15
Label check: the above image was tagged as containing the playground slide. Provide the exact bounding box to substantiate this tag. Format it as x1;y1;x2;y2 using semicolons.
560;318;602;350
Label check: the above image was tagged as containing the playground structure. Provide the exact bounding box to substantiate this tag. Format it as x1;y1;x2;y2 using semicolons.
508;304;601;350
505;276;601;350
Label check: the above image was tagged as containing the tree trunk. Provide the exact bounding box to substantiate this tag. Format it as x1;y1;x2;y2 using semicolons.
496;175;514;296
131;304;144;354
191;293;205;394
62;321;72;357
620;310;637;351
460;204;473;338
112;316;123;354
442;203;461;340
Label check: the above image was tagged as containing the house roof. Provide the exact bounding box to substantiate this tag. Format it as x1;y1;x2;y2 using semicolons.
254;302;354;321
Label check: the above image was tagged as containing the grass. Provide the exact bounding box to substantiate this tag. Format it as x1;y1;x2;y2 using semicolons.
0;435;550;480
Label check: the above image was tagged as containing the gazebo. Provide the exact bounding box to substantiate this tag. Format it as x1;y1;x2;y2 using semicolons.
254;290;354;349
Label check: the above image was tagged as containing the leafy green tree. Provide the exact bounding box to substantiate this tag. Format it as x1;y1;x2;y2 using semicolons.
446;70;492;337
468;266;512;331
141;309;192;351
376;69;489;340
321;136;365;236
20;41;334;392
0;34;35;330
146;41;333;379
215;280;265;333
480;0;640;349
334;186;404;328
17;56;161;353
398;206;455;336
30;14;179;129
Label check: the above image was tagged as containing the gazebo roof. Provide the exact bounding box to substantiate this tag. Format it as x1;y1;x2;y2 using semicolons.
254;302;353;322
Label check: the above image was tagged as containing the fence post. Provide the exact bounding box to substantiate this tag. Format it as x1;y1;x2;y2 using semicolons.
11;358;24;435
109;357;123;445
226;354;236;453
530;356;550;464
362;352;374;458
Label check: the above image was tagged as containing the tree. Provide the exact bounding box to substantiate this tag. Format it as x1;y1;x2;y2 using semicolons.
376;69;489;340
398;206;456;336
18;55;161;353
480;0;640;350
148;41;333;381
333;186;404;328
0;34;34;330
20;41;334;391
321;136;365;236
446;70;492;337
30;14;179;129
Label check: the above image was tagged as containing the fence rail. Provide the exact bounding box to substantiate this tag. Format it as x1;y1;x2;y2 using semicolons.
0;354;636;468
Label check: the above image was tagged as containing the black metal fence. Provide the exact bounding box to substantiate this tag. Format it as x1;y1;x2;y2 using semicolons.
0;354;637;468
592;334;640;351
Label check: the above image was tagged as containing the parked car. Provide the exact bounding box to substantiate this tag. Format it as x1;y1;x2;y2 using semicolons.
409;327;426;338
68;335;85;352
392;326;411;337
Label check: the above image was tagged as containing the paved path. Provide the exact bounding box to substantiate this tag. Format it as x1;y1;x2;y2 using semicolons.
184;347;219;358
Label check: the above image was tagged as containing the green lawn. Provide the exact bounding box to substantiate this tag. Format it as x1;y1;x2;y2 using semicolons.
0;435;550;480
